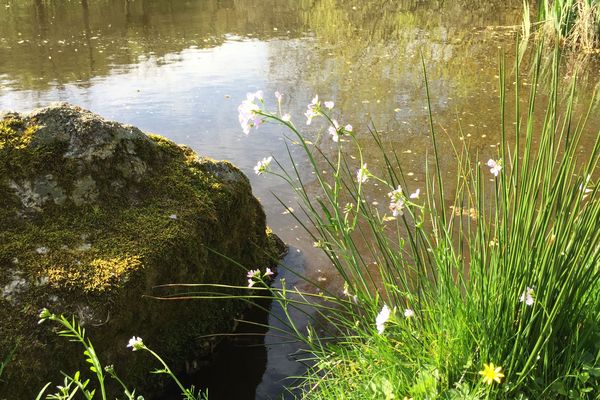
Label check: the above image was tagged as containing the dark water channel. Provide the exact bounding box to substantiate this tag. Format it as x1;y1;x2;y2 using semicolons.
1;0;599;398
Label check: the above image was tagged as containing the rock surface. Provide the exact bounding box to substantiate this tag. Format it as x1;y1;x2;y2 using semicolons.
0;103;282;398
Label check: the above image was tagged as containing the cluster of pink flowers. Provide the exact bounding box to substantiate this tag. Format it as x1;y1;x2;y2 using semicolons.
247;267;275;287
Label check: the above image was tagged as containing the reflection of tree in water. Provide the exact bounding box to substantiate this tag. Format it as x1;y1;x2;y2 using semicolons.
296;0;524;93
0;0;307;90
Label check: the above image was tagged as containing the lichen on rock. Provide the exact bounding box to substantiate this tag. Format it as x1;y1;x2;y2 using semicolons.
0;103;282;398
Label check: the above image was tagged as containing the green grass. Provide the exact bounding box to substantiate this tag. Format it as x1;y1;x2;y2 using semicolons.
229;43;600;399
529;0;600;52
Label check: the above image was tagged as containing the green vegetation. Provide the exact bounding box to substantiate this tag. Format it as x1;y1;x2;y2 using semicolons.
531;0;600;52
233;45;600;399
36;309;207;400
0;106;278;398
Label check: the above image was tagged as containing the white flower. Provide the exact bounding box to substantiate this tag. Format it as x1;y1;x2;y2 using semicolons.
169;214;177;220
238;95;262;135
404;308;415;318
388;186;406;217
246;269;261;279
324;101;334;110
254;156;273;175
487;159;502;177
343;282;351;297
275;91;283;102
328;126;339;142
376;305;391;334
519;286;535;306
264;267;275;278
247;90;263;101
305;95;321;125
409;189;420;199
282;113;291;122
344;124;353;132
126;336;144;351
305;109;318;125
357;163;369;183
247;279;255;288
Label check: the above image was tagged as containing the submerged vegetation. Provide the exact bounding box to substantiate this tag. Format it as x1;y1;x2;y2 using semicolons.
231;45;600;399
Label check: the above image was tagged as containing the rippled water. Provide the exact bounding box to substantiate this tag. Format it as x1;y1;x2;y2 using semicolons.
1;0;599;398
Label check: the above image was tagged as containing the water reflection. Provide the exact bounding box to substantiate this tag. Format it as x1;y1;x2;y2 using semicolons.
1;0;599;399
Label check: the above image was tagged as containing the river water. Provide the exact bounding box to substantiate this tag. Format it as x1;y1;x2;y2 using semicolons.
1;0;599;399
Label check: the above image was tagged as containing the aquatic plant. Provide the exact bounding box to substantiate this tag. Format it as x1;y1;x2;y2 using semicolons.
529;0;600;52
232;44;600;399
36;309;207;400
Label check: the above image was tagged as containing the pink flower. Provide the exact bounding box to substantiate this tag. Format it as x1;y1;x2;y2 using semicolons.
487;159;502;177
324;101;334;110
264;267;275;278
388;186;406;217
238;94;262;135
246;269;261;278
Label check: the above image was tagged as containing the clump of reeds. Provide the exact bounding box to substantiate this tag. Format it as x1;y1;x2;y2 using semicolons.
231;43;600;399
534;0;600;52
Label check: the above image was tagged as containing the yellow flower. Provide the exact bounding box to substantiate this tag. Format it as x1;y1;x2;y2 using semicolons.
479;362;505;385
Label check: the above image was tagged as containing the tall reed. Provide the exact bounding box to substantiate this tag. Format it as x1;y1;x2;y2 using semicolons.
164;43;600;398
232;43;600;399
533;0;600;51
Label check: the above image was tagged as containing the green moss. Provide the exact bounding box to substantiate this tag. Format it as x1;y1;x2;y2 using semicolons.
0;108;280;398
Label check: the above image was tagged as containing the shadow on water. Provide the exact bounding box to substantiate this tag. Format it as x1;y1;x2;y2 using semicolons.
161;248;309;400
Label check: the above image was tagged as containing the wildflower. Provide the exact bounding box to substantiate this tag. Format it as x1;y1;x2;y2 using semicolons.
275;91;283;102
343;282;351;297
254;156;273;175
519;286;535;306
376;304;391;334
305;95;320;125
324;101;334;110
487;159;502;177
246;269;261;279
282;113;291;122
238;93;263;134
127;336;144;351
357;163;369;183
388;186;406;217
38;308;52;324
409;188;420;199
345;124;353;132
248;90;263;101
247;279;255;287
264;267;275;278
169;214;177;220
404;308;415;318
328;120;341;142
479;363;505;385
36;247;49;255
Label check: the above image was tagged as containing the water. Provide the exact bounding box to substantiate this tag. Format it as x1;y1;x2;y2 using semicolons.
1;0;599;398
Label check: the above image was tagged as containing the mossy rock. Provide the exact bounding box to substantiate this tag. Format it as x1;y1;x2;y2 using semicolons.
0;103;283;398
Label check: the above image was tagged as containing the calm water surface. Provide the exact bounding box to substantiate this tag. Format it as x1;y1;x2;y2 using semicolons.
1;1;598;398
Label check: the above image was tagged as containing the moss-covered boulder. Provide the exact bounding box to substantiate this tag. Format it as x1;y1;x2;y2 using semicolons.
0;103;282;398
